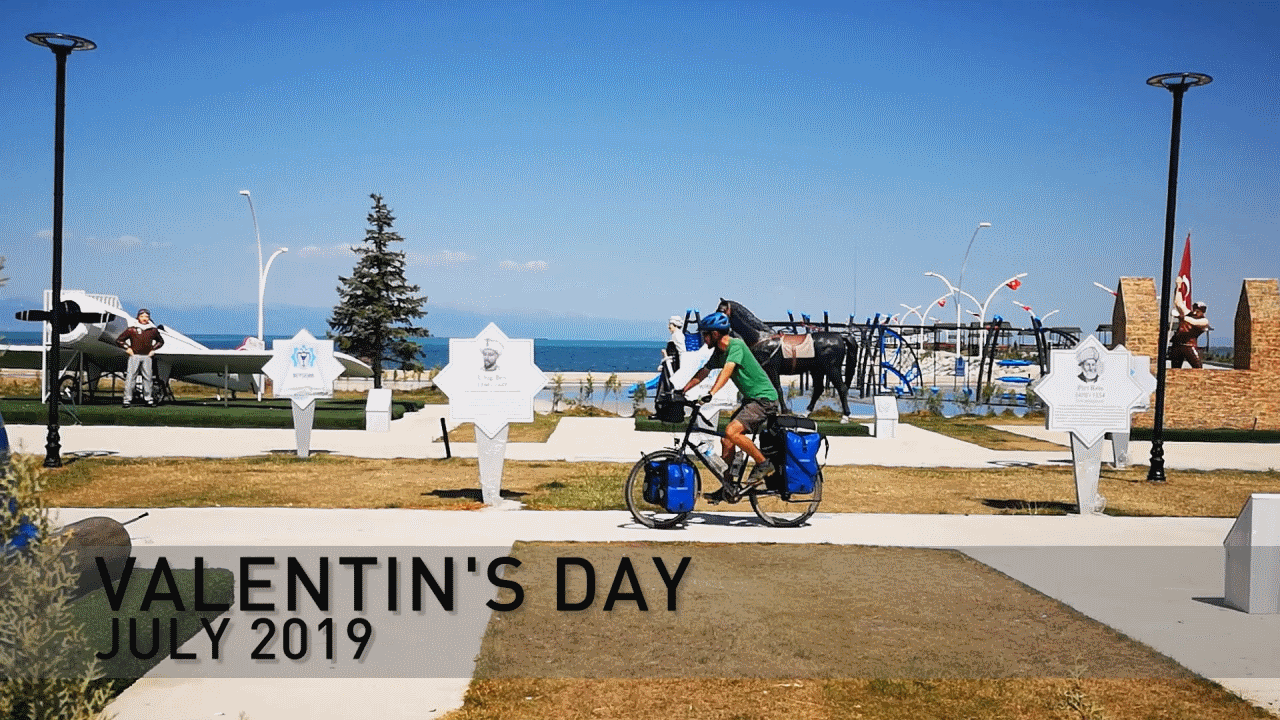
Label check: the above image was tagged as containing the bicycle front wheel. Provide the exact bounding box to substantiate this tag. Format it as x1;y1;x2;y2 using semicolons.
625;449;695;529
750;470;822;527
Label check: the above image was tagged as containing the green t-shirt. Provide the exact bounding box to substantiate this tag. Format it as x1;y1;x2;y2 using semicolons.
707;337;779;402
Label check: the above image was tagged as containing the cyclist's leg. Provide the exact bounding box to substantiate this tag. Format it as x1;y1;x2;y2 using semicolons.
724;418;765;464
726;399;774;463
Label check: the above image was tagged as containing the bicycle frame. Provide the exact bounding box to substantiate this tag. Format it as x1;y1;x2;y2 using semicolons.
668;399;748;488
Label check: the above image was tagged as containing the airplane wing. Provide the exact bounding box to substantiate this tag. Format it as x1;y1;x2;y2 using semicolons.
0;343;374;378
160;348;373;378
153;325;373;378
0;344;43;370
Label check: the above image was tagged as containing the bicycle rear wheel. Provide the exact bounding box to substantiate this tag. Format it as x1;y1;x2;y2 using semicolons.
749;470;822;527
625;449;695;529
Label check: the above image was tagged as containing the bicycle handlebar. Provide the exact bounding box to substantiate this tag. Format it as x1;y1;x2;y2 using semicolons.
669;393;712;408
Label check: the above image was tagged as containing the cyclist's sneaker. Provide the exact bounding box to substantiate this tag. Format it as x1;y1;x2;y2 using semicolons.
747;460;776;486
703;487;727;504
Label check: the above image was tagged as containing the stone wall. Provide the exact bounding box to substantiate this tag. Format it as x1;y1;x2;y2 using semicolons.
1111;277;1159;359
1237;278;1280;373
1114;277;1280;430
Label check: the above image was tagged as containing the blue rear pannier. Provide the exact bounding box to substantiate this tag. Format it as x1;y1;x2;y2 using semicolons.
643;458;697;513
762;415;823;495
781;430;822;494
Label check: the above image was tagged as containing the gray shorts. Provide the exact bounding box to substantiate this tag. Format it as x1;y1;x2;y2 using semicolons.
729;398;779;434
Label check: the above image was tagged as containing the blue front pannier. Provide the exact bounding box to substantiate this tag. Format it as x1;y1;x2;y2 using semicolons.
643;458;697;513
664;460;696;512
642;460;665;505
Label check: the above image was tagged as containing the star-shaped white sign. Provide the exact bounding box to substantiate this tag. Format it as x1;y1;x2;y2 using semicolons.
1035;335;1145;446
262;329;345;409
1124;349;1157;412
432;323;548;438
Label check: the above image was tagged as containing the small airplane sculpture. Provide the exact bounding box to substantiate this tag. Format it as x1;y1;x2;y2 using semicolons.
1;290;373;400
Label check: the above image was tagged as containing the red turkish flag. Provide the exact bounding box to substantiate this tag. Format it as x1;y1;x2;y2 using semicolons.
1006;278;1022;291
938;299;946;307
1176;233;1192;308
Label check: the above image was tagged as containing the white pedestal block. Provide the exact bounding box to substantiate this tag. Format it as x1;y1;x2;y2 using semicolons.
1108;431;1130;469
1225;494;1280;614
291;401;315;458
365;388;392;432
476;423;510;506
873;396;899;439
1070;434;1106;515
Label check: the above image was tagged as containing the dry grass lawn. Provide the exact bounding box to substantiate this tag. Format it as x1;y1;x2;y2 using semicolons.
440;542;1271;720
34;454;1280;517
446;677;1270;720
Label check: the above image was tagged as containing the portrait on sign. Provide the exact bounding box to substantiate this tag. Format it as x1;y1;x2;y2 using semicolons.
481;339;503;372
1076;346;1102;384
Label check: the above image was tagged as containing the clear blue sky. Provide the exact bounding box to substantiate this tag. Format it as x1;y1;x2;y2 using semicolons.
2;0;1276;340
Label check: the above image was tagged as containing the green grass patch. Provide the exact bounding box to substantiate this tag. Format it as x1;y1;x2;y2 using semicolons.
522;465;628;511
441;407;618;444
1129;427;1280;443
634;415;870;437
0;396;424;429
69;566;233;698
902;413;1064;451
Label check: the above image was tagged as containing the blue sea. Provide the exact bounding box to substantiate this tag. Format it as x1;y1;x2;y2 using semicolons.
0;332;666;373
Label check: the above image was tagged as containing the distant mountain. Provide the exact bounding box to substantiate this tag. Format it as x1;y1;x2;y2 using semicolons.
0;296;665;342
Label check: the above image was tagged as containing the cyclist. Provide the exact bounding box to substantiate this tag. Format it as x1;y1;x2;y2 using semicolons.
678;311;778;502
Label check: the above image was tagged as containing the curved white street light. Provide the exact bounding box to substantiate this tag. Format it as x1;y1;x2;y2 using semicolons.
924;272;982;316
976;272;1028;361
1011;299;1059;323
238;190;262;330
957;222;992;325
259;247;289;332
238;191;291;343
958;222;993;289
252;247;288;402
925;271;982;375
239;190;289;400
903;299;944;357
915;291;957;386
918;292;954;328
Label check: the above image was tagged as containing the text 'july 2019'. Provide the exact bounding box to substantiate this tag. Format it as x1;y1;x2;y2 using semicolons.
89;552;693;674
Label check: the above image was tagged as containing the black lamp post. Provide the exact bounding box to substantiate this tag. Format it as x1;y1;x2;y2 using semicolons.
1145;72;1212;484
25;32;96;468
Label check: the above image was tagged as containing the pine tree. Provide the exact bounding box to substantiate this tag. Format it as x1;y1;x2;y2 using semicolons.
328;194;428;388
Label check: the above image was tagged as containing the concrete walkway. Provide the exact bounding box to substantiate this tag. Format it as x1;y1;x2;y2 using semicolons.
8;409;1279;718
50;507;1280;720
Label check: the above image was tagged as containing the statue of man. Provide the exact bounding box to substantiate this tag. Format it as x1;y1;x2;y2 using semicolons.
1170;277;1210;369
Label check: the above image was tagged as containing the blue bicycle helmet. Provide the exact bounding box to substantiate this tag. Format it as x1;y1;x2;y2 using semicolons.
699;312;731;332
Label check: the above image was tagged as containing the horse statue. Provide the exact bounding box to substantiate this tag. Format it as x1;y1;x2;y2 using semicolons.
716;299;857;422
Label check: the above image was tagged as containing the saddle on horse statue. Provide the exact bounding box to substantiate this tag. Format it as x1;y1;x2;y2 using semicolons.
778;334;816;371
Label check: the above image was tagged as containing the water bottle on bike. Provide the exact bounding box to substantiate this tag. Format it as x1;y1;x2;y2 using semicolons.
700;440;728;480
